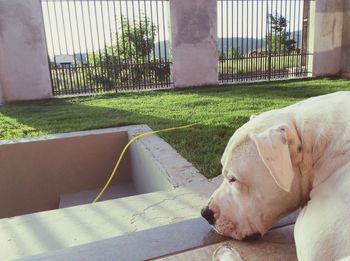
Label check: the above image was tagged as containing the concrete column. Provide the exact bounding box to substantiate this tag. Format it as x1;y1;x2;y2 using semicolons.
170;0;218;88
0;83;4;105
306;1;316;76
0;0;52;103
341;0;350;78
312;0;344;77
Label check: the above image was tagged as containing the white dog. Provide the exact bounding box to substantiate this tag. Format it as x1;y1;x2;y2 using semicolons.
202;91;350;261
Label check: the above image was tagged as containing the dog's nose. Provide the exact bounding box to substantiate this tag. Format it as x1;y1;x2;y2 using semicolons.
201;206;215;225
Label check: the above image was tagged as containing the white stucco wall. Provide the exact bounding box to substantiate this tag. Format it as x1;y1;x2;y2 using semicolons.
0;0;52;102
312;0;344;77
170;0;218;88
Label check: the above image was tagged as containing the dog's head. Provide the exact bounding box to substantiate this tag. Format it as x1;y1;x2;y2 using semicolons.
202;112;304;240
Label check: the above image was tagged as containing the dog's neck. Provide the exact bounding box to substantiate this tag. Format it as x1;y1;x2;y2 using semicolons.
295;112;350;198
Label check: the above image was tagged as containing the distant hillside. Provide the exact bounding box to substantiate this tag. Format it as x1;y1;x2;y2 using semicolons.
217;31;302;55
218;38;266;55
56;31;303;64
152;31;302;59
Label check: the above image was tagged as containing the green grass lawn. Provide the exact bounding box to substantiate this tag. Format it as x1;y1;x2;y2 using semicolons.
1;78;349;178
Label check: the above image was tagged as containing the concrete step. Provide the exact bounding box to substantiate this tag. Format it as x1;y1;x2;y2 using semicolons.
0;186;213;260
21;218;224;261
21;219;296;261
59;183;138;208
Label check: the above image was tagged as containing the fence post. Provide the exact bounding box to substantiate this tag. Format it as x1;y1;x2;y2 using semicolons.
170;0;218;88
0;0;52;103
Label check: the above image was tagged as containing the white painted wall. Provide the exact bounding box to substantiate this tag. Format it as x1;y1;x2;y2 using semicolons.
0;0;52;102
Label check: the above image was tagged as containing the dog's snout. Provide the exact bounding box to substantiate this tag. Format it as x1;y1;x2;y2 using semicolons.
201;206;215;225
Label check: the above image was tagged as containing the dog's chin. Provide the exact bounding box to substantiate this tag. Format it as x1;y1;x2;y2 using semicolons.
242;232;262;241
214;227;254;241
213;225;262;241
222;232;262;241
213;221;262;241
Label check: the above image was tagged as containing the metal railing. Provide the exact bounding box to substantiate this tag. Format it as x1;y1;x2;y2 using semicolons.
41;0;172;96
218;0;312;83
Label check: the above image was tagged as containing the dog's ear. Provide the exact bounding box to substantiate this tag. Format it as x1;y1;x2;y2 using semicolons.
250;125;294;192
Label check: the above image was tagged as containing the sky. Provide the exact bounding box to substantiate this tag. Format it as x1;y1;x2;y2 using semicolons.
41;0;305;57
42;0;170;57
217;1;305;40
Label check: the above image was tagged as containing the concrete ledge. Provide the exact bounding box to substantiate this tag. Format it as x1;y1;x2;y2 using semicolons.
21;217;297;261
128;125;219;195
155;225;296;261
21;218;224;261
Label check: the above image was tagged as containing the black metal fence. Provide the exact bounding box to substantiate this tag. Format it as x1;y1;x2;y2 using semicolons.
41;0;172;96
218;0;312;83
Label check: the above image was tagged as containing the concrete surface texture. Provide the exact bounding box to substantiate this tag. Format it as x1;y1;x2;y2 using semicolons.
170;0;218;88
59;184;138;208
0;187;215;260
129;125;217;191
21;218;226;261
312;0;344;76
20;218;297;261
155;225;296;261
0;0;52;102
342;0;350;78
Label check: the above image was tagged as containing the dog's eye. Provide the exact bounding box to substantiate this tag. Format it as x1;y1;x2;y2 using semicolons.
228;176;237;183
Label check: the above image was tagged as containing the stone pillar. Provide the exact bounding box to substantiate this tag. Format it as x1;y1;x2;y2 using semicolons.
170;0;218;88
341;0;350;78
312;0;344;77
0;83;4;105
0;0;52;103
306;0;316;76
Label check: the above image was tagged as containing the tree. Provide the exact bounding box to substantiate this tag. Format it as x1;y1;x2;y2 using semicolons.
268;12;296;54
218;47;240;60
88;16;169;88
227;47;240;58
218;51;226;60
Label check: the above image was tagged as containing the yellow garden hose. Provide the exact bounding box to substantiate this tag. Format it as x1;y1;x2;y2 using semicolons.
92;123;199;203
